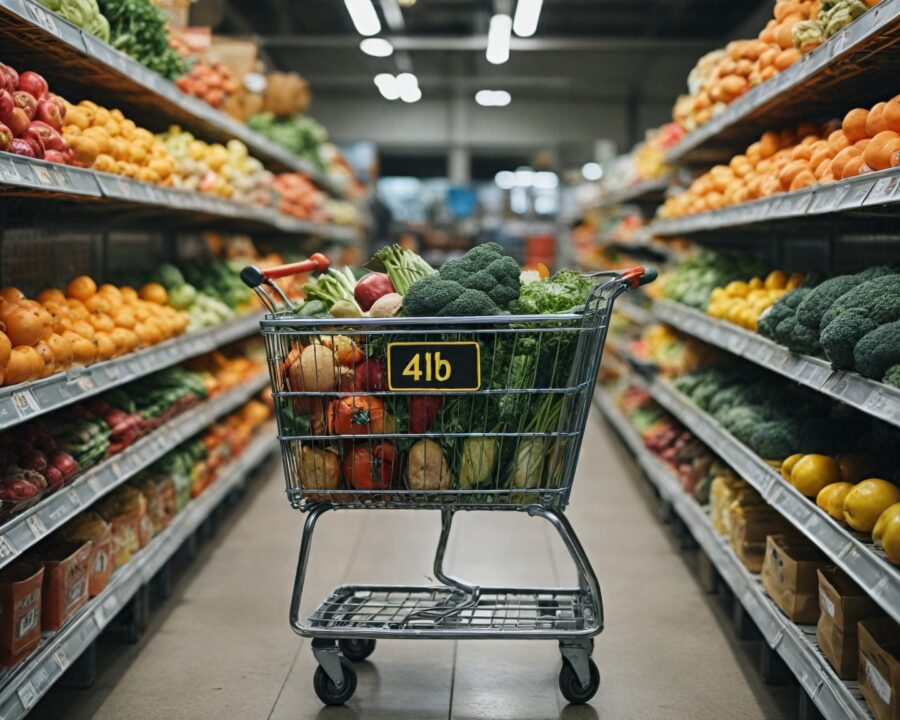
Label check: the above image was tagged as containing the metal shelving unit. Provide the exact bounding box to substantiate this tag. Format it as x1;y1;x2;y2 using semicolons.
614;299;654;326
649;166;900;237
593;175;672;210
0;0;349;197
594;389;873;720
0;372;269;571
651;300;900;428
0;153;359;242
666;0;900;166
0;311;265;431
0;423;276;719
632;372;900;624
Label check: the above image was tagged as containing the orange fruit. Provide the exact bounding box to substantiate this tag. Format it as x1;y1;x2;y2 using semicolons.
66;275;97;301
47;333;73;368
0;331;10;368
120;286;138;302
84;294;112;314
93;332;116;361
89;312;115;333
33;341;55;378
97;284;123;300
4;346;42;385
4;307;46;346
66;333;97;366
72;319;96;340
139;282;167;305
0;287;25;304
36;288;66;305
65;299;89;319
111;327;139;353
112;307;136;329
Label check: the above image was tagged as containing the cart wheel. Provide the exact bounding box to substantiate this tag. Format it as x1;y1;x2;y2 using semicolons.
559;658;600;705
313;656;357;706
339;638;376;662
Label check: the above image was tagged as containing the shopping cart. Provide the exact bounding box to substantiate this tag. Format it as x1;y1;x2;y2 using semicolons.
242;256;655;706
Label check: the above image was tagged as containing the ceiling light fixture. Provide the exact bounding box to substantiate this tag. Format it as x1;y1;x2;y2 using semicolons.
396;72;419;94
360;37;394;56
495;171;516;189
515;167;535;187
374;73;400;100
401;86;422;103
475;90;512;107
582;162;604;181
486;13;512;64
344;0;381;36
533;171;558;189
513;0;542;37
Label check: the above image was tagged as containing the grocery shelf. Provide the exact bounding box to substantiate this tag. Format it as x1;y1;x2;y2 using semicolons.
0;311;265;432
594;389;873;720
651;300;900;428
667;0;900;166
0;372;269;571
0;0;348;197
0;423;277;719
0;153;360;242
649;166;900;237
614;299;654;326
593;175;672;210
634;373;900;624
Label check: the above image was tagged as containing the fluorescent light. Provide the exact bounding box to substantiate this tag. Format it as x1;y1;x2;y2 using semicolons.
396;72;418;93
513;0;543;37
582;162;604;181
374;73;400;100
475;90;512;107
400;85;422;103
534;171;558;189
360;38;393;56
515;167;535;187
344;0;381;36
495;171;516;189
486;14;512;64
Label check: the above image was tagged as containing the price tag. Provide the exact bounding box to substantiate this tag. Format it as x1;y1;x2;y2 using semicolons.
11;389;39;418
836;179;874;210
32;164;52;186
0;156;21;182
52;648;68;671
17;679;38;709
116;177;134;199
86;473;102;494
808;185;847;215
92;606;106;630
76;374;96;392
105;364;121;382
0;535;16;560
26;515;47;538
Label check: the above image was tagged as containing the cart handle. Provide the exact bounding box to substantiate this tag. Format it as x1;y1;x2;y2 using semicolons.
621;266;657;289
240;253;331;289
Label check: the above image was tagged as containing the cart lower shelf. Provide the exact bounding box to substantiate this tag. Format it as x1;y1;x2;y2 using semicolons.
308;584;596;637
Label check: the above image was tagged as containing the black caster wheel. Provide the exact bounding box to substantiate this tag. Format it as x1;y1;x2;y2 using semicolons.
313;656;357;706
559;658;600;705
339;638;376;662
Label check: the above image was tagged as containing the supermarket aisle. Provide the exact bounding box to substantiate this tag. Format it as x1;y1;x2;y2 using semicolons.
35;413;794;720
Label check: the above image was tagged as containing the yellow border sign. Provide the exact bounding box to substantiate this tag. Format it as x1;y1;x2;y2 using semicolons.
387;341;481;392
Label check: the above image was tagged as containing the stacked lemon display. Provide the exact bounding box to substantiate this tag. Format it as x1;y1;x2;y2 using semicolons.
707;269;803;331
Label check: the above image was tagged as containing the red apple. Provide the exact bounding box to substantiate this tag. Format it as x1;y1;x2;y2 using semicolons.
19;449;47;473
17;71;47;100
42;465;64;488
0;122;11;152
0;63;18;92
49;450;79;479
45;93;66;122
13;91;36;120
21;126;44;158
35;99;62;131
43;149;67;164
29;121;65;151
0;89;13;120
6;107;29;137
354;272;396;311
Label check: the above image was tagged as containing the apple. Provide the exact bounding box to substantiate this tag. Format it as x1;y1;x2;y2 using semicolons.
19;449;47;473
49;450;79;479
45;93;66;122
35;99;62;131
43;149;67;164
0;63;18;92
0;122;10;152
354;272;396;311
21;125;45;158
17;71;47;100
0;89;13;120
29;121;65;152
42;465;64;488
13;91;36;120
5;107;29;137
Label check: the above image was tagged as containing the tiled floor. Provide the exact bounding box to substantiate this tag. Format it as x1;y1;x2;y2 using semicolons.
33;415;795;719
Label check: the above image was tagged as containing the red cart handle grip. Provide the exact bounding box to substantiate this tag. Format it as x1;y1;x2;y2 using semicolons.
241;253;330;289
621;266;658;289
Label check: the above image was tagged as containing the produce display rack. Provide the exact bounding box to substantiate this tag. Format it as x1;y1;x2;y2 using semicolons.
593;175;672;211
0;0;348;197
0;422;277;720
594;389;873;720
0;371;269;572
628;368;900;624
0;311;265;431
666;0;900;165
0;154;360;242
647;165;900;238
651;299;900;429
613;298;654;326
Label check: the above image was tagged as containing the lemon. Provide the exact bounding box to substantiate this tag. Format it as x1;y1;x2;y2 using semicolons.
764;269;788;290
725;280;750;298
816;482;853;522
790;454;841;497
873;503;900;565
781;453;805;481
843;479;900;533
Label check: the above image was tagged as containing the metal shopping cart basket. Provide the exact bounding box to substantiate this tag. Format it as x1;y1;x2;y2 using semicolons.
242;255;656;706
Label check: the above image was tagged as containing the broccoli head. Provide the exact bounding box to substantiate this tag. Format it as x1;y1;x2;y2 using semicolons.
820;308;878;369
775;315;822;355
884;364;900;389
853;320;900;380
438;289;500;317
820;273;900;330
758;288;809;339
751;419;802;460
719;406;765;446
426;243;520;313
796;274;861;331
403;276;481;316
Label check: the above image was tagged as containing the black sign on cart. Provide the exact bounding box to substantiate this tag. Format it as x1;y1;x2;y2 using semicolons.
387;341;481;391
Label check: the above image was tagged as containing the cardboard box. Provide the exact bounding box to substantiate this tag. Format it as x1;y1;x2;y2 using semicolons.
816;567;884;679
729;506;790;573
760;535;830;624
859;617;900;720
40;540;91;631
0;561;43;666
